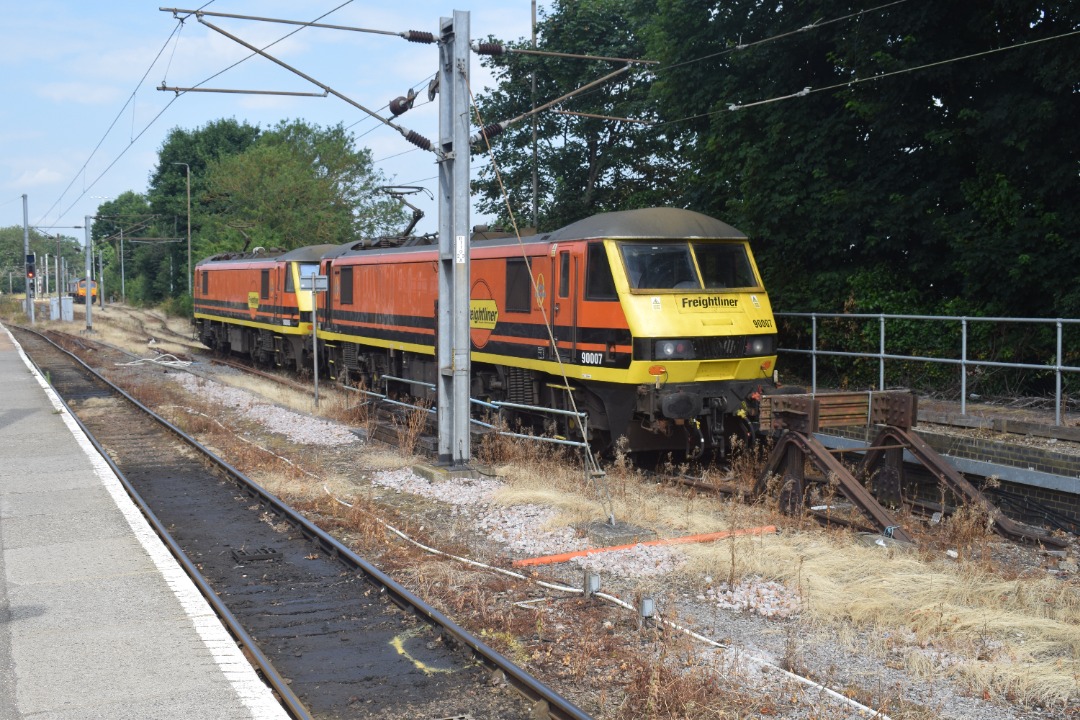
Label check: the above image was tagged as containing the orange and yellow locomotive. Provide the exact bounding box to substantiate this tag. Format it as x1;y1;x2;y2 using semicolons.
194;208;779;456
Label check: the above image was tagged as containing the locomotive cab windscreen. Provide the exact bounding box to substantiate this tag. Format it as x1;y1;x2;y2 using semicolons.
286;262;321;292
619;242;759;291
288;261;322;319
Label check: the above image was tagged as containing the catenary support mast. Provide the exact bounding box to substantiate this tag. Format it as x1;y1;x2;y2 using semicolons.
436;11;471;467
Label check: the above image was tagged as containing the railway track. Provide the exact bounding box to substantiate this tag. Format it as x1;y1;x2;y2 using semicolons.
147;344;1080;543
13;326;591;720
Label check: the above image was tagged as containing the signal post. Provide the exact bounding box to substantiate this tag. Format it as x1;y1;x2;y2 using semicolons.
22;194;34;325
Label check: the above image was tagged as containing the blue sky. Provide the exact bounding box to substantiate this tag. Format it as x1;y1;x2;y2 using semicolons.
0;1;544;237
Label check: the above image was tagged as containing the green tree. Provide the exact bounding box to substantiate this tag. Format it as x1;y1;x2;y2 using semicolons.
645;0;1079;318
147;118;262;224
197;119;403;255
0;226;82;295
121;118;264;304
92;192;155;303
473;0;687;231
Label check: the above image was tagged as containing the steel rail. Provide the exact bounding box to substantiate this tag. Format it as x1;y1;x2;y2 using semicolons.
21;327;594;720
18;329;311;719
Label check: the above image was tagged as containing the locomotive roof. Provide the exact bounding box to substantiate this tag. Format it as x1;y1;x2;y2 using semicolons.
278;244;340;261
199;244;338;264
328;208;748;258
546;207;746;242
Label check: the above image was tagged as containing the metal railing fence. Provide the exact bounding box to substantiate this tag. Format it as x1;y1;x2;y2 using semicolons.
341;373;593;451
775;312;1080;425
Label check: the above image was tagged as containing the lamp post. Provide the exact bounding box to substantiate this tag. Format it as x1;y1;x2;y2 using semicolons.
172;162;191;295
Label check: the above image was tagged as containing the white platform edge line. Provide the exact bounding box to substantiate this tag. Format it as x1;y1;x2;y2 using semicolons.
4;326;289;719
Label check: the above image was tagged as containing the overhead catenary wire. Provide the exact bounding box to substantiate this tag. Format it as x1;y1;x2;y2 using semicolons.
479;0;1074;184
662;27;1080;122
469;65;630;145
33;20;186;227
662;0;912;73
50;0;908;229
475;42;658;65
553;109;653;124
495;0;913;125
188;14;441;157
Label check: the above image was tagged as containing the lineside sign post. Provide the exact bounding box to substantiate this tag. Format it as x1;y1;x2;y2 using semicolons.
301;273;329;406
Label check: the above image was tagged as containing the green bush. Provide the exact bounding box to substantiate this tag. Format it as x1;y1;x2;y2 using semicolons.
161;294;193;318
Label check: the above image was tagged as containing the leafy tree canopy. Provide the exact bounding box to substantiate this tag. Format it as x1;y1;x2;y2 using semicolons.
475;0;1077;319
473;0;689;231
93;117;405;305
644;0;1079;317
198;119;405;256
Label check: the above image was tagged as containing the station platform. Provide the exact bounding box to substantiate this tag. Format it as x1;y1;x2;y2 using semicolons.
0;324;288;720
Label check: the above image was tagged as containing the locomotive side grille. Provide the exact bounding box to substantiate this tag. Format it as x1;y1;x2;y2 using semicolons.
505;367;537;405
343;342;360;370
257;330;275;352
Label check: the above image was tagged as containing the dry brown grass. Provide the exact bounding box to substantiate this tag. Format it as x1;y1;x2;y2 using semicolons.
392;402;431;458
467;429;1080;709
36;303;197;358
676;527;1080;707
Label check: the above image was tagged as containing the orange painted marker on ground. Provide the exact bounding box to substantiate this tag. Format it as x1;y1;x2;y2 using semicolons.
511;525;778;568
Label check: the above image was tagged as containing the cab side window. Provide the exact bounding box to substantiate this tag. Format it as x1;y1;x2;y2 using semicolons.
339;266;354;305
585;243;617;300
506;258;532;312
558;251;571;298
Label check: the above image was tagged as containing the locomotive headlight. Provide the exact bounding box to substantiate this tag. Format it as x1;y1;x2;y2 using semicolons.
745;335;776;356
654;339;694;360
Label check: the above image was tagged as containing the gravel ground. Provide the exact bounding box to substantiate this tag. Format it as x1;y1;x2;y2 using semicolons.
170;372;357;446
162;366;1078;720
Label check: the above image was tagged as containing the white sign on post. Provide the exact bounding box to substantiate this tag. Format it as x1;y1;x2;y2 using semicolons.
299;275;328;292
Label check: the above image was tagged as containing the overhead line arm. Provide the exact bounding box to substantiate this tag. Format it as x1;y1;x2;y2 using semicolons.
474;43;658;65
160;7;436;43
189;16;440;156
158;85;328;97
